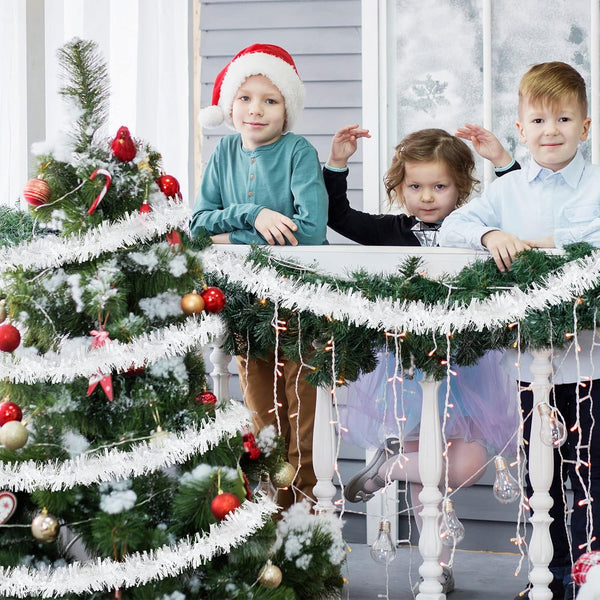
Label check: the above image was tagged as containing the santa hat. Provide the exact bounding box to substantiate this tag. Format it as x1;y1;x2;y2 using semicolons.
199;43;304;133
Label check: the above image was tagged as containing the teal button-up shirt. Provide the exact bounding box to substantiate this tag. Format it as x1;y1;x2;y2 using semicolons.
190;132;328;245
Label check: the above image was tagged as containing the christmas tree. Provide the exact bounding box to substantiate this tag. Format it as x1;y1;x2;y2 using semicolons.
0;39;344;599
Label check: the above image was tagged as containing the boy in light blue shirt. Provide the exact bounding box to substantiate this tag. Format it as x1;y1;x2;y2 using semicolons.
440;61;600;600
191;44;327;509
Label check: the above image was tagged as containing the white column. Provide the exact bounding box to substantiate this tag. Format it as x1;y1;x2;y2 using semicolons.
527;349;554;600
208;340;232;404
417;376;444;600
312;385;337;511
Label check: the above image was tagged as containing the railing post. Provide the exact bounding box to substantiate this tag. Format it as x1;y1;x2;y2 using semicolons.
527;348;554;600
417;375;444;600
208;337;232;403
312;385;337;511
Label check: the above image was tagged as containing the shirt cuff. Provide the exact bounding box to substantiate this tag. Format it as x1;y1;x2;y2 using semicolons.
324;163;349;173
494;159;516;173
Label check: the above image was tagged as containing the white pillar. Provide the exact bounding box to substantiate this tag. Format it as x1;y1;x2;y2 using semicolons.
208;339;232;404
417;376;444;600
312;385;337;511
527;349;555;600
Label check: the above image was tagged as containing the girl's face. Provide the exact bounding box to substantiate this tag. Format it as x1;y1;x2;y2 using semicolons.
398;160;460;223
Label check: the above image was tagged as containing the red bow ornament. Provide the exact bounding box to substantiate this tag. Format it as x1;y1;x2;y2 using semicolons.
87;329;114;401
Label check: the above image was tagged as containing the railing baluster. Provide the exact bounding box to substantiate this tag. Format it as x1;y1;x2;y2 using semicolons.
527;349;555;599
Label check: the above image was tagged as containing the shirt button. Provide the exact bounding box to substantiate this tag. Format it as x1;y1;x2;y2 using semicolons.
248;192;254;197
251;158;255;163
250;174;254;180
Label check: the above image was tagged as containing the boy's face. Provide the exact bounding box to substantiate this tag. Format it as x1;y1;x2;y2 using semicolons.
231;75;286;150
516;95;591;171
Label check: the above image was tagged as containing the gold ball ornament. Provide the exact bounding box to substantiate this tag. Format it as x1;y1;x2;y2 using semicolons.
0;300;6;324
258;560;282;589
270;461;296;488
0;420;28;450
181;292;205;315
31;508;59;543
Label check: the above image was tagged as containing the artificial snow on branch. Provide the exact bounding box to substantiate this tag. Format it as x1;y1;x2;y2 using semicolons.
201;246;600;334
0;202;190;275
0;497;277;597
0;402;249;492
0;315;225;384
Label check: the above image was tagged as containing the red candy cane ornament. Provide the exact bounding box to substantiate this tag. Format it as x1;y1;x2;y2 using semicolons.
88;169;112;215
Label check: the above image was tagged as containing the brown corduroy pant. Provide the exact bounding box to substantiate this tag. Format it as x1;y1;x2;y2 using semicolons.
236;353;317;509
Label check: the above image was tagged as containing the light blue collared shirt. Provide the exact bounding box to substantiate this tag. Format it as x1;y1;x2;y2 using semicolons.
439;150;600;384
439;150;600;250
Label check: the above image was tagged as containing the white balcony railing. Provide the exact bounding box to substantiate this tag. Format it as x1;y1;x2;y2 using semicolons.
205;245;561;600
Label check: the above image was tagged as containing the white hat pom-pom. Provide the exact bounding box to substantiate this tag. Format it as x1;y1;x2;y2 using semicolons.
198;105;225;129
578;565;600;600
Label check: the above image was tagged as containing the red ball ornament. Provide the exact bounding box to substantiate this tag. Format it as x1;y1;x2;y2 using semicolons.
201;287;226;314
23;177;51;207
195;391;217;406
0;402;22;426
156;173;183;202
210;492;241;521
110;126;137;162
0;324;21;353
572;550;600;585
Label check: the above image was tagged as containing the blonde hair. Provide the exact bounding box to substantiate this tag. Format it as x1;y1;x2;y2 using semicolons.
518;61;588;116
384;128;478;208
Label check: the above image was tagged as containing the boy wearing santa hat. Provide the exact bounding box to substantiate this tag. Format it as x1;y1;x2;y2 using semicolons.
191;44;327;508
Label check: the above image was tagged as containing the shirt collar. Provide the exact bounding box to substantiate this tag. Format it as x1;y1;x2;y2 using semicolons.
526;149;585;189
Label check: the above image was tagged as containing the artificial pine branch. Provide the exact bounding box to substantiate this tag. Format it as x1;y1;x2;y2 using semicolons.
57;38;110;152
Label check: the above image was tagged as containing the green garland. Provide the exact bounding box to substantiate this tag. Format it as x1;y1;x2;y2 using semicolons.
208;243;599;385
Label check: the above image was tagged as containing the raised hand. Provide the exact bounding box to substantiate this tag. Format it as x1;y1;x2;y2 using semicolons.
328;124;371;169
456;123;513;169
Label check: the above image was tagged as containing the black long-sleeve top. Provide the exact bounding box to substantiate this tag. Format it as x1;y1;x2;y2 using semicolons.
324;161;521;246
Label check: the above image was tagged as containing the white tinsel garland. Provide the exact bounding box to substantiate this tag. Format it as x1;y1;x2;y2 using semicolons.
201;247;600;334
0;315;225;384
0;402;249;492
0;497;277;597
0;202;190;274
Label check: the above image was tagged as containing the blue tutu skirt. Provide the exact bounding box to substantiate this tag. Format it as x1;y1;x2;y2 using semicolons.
339;350;520;457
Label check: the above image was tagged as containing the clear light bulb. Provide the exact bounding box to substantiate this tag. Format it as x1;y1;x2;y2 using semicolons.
254;472;277;500
538;402;568;448
439;499;465;547
370;520;397;564
493;456;521;504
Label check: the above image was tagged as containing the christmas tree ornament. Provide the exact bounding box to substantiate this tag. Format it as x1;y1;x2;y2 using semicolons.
270;461;295;488
181;292;205;315
87;168;112;215
0;420;29;450
31;508;59;543
243;432;261;460
572;550;600;585
166;230;182;248
538;402;568;448
492;456;521;504
0;299;6;323
370;520;397;565
156;172;183;202
87;329;113;401
257;560;282;589
139;200;151;214
110;126;137;162
0;400;23;426
210;492;241;521
23;176;51;207
201;286;226;314
0;491;17;524
195;390;217;405
137;159;152;173
0;323;21;352
439;498;465;547
253;472;276;500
